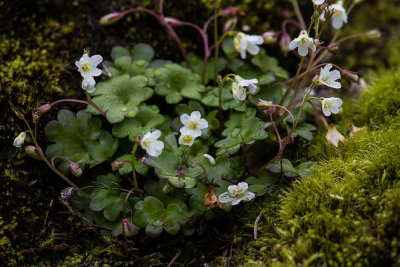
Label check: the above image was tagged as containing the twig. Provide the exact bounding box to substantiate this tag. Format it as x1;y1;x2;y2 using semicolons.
254;208;265;240
167;250;182;267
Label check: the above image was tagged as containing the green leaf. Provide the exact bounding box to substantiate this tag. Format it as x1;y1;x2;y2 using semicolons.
154;63;206;104
87;74;154;124
248;82;286;105
293;122;317;141
45;110;118;172
187;52;227;84
144;136;202;188
214;138;241;156
190;154;233;183
221;109;268;143
246;168;280;195
112;104;165;140
117;154;149;176
131;43;155;62
267;159;317;178
251;49;289;79
201;86;247;111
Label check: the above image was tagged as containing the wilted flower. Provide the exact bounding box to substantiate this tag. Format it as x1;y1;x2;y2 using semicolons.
320;1;348;29
180;111;208;137
232;75;259;102
349;123;366;137
321;97;342;116
75;53;103;92
342;70;359;82
204;186;222;209
111;159;125;171
203;154;216;165
25;146;42;160
13;132;26;148
218;182;255;206
178;130;195;146
318;64;341;89
365;29;381;39
140;130;164;157
289;30;316;57
233;32;264;59
325;124;345;147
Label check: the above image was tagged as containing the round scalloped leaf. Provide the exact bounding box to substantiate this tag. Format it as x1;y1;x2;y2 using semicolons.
117;154;149;176
112;104;165;141
214;138;241;156
190;154;233;183
144;136;202;188
45;110;118;172
222;109;268;143
87;74;154;124
245;168;280;195
154;63;205;104
187;52;227;84
133;196;165;228
131;43;155;62
109;45;155;84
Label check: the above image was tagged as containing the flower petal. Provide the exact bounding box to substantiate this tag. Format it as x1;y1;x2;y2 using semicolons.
89;68;102;77
90;55;103;66
298;45;309;57
180;113;191;126
199;118;208;129
247;42;260;55
242;191;255;201
191;111;201;120
289;39;299;50
218;192;233;203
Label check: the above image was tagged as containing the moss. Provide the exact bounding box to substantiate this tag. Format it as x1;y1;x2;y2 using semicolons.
235;68;400;265
356;68;400;124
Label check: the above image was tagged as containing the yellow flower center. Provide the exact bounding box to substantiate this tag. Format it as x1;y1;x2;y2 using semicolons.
188;120;199;131
81;61;92;73
231;188;245;199
182;135;193;144
142;138;152;148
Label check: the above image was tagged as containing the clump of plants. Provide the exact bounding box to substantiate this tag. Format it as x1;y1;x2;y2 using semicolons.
13;0;379;239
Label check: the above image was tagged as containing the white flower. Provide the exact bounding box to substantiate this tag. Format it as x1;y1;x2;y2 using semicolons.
81;78;96;93
289;30;316;57
140;130;164;157
232;76;259;102
325;124;345;147
13;132;26;148
180;111;208;137
178;130;195;146
312;0;324;5
321;97;342;116
320;1;348;29
203;154;215;165
75;53;103;92
218;182;255;205
318;64;341;89
233;32;264;59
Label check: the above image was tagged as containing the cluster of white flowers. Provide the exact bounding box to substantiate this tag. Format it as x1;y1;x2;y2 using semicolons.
233;32;264;59
75;53;103;93
320;1;348;29
218;182;255;206
231;75;259;102
178;111;208;146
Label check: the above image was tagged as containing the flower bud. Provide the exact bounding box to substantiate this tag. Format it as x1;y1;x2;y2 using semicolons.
32;112;39;124
279;33;291;56
314;39;324;47
25;145;42;160
327;43;340;52
70;162;83;177
222;17;237;33
177;169;185;179
365;29;381;40
164;17;182;26
134;136;141;143
99;12;124;26
257;98;273;108
342;70;359;82
312;74;320;84
15;110;25;120
13;132;26;148
36;104;51;116
262;31;278;44
220;6;244;17
111;160;125;171
122;218;135;237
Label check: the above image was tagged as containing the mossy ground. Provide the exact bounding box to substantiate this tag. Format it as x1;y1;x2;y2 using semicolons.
233;69;400;266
